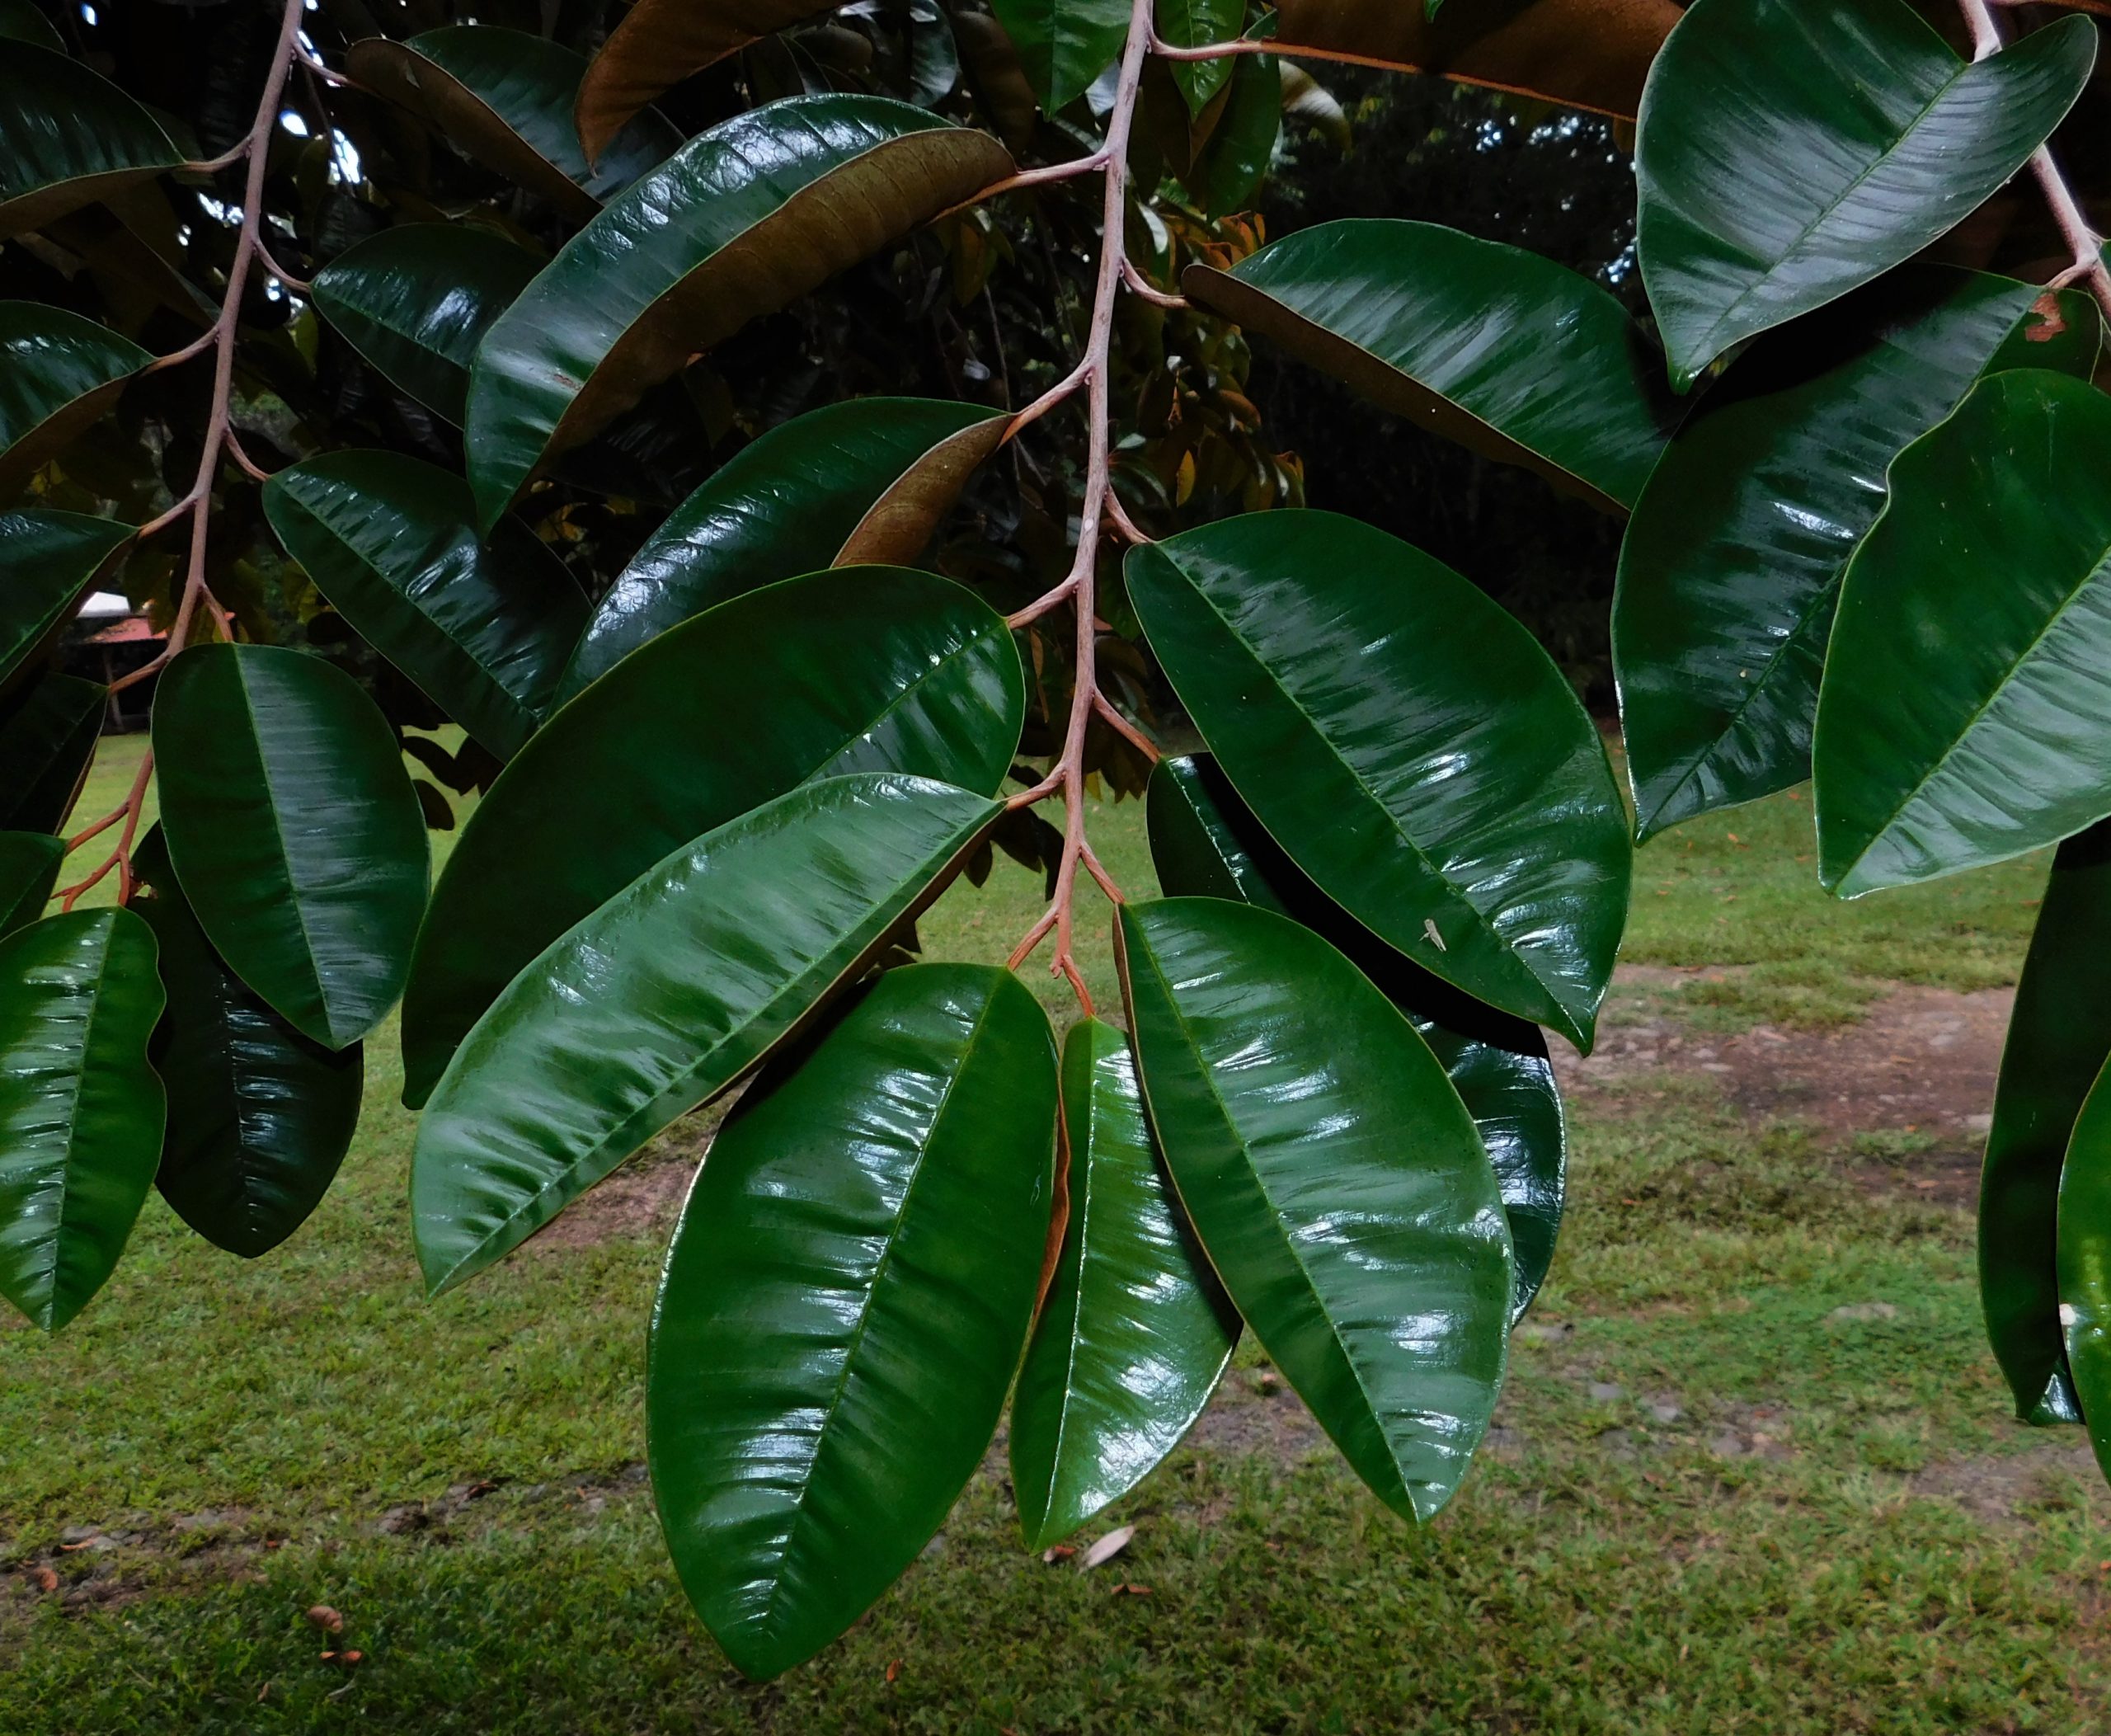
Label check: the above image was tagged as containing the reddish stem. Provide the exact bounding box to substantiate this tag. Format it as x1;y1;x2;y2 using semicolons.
62;0;308;904
1954;0;2111;321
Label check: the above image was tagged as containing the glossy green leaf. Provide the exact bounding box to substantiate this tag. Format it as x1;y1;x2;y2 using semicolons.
263;450;588;760
1982;821;2111;1426
309;224;540;425
559;397;1008;697
1187;219;1674;513
412;774;999;1295
0;41;183;242
1148;753;1565;1321
0;301;150;497
574;0;826;164
1156;0;1240;112
1616;269;2101;842
132;830;362;1259
0;0;63;49
0;906;164;1330
346;26;679;223
153;645;428;1050
0;508;132;694
650;962;1055;1680
988;0;1129;111
0;672;105;834
1192;35;1278;219
1269;0;1678;120
1011;1017;1240;1549
1126;509;1629;1051
1814;370;2111;897
464;95;1012;527
1118;897;1513;1520
1635;0;2095;389
2059;1056;2111;1480
0;830;62;937
400;566;1022;1106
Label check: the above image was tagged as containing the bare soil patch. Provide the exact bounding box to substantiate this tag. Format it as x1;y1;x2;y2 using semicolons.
1554;966;2012;1203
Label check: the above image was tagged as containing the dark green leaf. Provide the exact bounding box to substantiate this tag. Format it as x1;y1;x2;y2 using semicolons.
988;0;1130;111
1148;753;1566;1322
463;95;1013;526
0;906;164;1330
2059;1055;2111;1480
1192;37;1278;219
575;0;832;164
309;224;540;426
1186;219;1675;513
1126;509;1630;1050
1635;0;2095;388
133;830;362;1259
0;507;133;694
1814;370;2111;896
0;42;183;242
411;774;999;1295
1118;896;1512;1519
650;962;1055;1679
153;644;428;1050
346;26;680;223
0;300;151;498
263;450;589;760
1982;821;2111;1426
0;830;62;937
559;397;1007;697
399;566;1022;1106
1011;1016;1239;1549
0;0;63;49
1616;269;2101;841
1267;0;1677;120
1156;0;1240;112
0;672;106;834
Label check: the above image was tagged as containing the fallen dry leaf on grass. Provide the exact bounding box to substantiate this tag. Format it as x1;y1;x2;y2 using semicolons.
1079;1524;1135;1569
29;1566;58;1593
1040;1545;1076;1565
306;1605;345;1633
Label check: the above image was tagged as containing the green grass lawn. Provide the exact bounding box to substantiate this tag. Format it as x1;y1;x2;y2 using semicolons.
6;743;2101;1734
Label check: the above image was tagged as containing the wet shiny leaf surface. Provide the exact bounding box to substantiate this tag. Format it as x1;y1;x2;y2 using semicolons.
310;225;540;426
399;567;1022;1106
133;831;362;1260
1635;0;2095;388
0;300;150;497
411;774;999;1295
153;645;428;1051
0;906;163;1330
1186;219;1676;512
1814;371;2111;897
1615;270;2100;840
650;962;1055;1680
0;509;134;694
1983;821;2111;1426
1148;753;1565;1321
264;450;589;760
464;96;1012;526
1126;509;1629;1051
2059;1055;2111;1479
559;398;1006;697
346;26;679;222
1117;896;1513;1520
0;42;182;241
1010;1017;1240;1549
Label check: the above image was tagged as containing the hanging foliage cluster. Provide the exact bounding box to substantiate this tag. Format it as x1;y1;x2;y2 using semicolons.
2;0;2110;1682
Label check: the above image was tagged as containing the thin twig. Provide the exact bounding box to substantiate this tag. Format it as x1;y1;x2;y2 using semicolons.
1093;691;1161;762
1103;488;1152;544
223;428;275;483
65;0;309;901
1954;0;2111;321
1121;256;1189;310
249;230;311;294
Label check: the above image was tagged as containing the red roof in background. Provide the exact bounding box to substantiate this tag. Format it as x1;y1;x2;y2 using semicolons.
84;618;164;646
